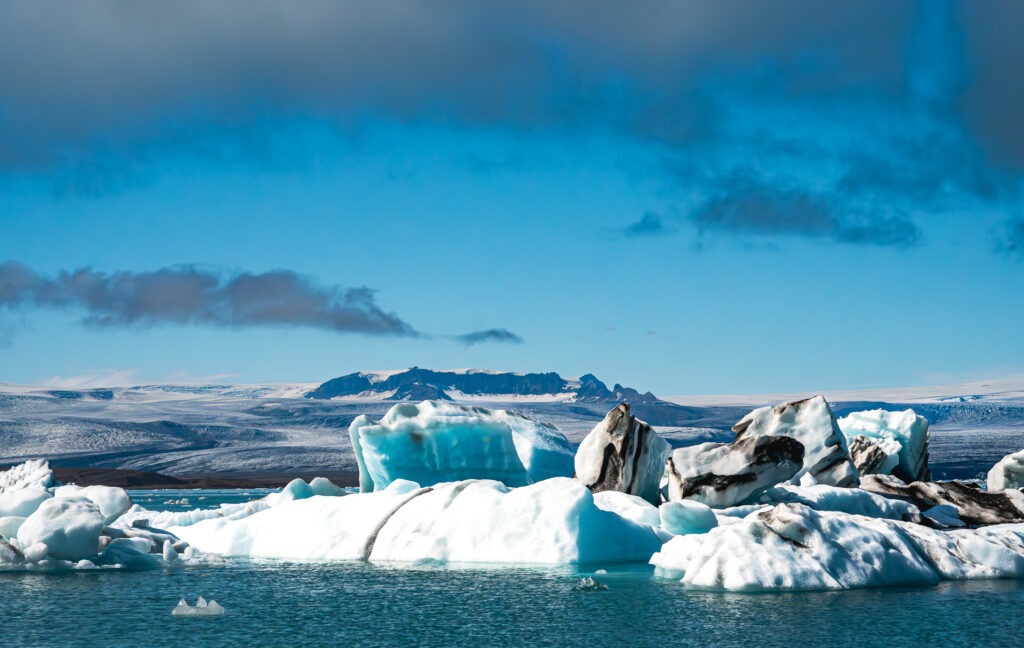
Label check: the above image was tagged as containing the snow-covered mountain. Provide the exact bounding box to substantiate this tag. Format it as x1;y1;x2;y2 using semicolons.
1;373;1022;481
304;367;665;404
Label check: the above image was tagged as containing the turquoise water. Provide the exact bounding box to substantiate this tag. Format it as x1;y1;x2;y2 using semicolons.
3;490;1024;648
3;562;1023;648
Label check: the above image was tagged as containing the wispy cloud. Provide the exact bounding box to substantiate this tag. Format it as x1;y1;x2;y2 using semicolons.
622;212;672;238
453;328;524;346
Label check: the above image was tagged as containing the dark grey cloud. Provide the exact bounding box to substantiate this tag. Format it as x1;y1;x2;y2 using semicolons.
687;174;920;248
453;328;524;347
2;1;1023;254
0;261;417;336
622;212;671;238
0;1;917;171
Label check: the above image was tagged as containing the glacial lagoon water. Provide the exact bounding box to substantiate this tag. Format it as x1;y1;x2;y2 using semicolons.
3;490;1024;648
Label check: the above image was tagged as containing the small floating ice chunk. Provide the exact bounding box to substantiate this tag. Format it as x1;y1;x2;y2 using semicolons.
172;597;225;616
574;577;608;592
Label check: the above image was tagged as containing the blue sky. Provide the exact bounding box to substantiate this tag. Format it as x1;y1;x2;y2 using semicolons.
2;1;1024;395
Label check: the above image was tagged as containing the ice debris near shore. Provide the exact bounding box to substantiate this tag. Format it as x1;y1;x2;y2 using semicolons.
349;400;574;492
733;396;859;487
574;403;670;505
838;409;930;482
172;597;225;617
0;460;210;570
988;449;1024;492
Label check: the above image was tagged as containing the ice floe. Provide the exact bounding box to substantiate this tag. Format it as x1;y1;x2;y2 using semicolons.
172;597;225;617
349;400;574;492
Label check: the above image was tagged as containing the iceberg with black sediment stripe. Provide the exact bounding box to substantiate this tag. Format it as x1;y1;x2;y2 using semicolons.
650;502;1024;591
733;396;859;487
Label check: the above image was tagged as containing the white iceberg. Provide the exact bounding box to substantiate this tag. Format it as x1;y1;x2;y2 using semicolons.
16;497;104;560
53;485;132;524
170;477;661;565
650;502;1024;591
0;487;52;518
838;408;930;482
988;449;1024;492
349;401;574;492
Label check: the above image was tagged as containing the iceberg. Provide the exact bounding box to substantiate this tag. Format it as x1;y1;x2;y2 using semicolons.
650;502;1024;591
988;449;1024;492
666;436;805;507
0;459;54;492
16;497;104;560
574;403;670;505
838;408;930;482
733;396;859;487
860;474;1024;526
53;485;133;524
170;477;662;565
349;401;574;492
0;487;52;518
846;435;901;477
659;500;718;536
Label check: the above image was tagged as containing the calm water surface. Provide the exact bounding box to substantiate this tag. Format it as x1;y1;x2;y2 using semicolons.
3;490;1022;648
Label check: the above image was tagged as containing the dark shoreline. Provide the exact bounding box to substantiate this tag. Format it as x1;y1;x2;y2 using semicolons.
45;467;361;490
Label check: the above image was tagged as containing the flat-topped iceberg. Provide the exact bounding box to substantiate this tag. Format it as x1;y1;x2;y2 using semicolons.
838;409;930;482
170;477;662;565
349;400;574;491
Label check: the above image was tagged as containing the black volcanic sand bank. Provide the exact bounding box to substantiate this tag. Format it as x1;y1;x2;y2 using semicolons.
32;467;360;490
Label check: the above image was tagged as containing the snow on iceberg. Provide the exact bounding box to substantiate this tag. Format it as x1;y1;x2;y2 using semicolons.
838;408;930;482
574;404;670;505
988;449;1024;492
733;396;859;487
650;502;1024;591
170;477;662;565
659;500;718;536
349;400;574;492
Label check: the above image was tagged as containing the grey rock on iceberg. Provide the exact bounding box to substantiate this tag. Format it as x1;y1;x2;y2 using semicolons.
733;396;859;487
861;474;1024;526
666;435;805;508
574;403;670;505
